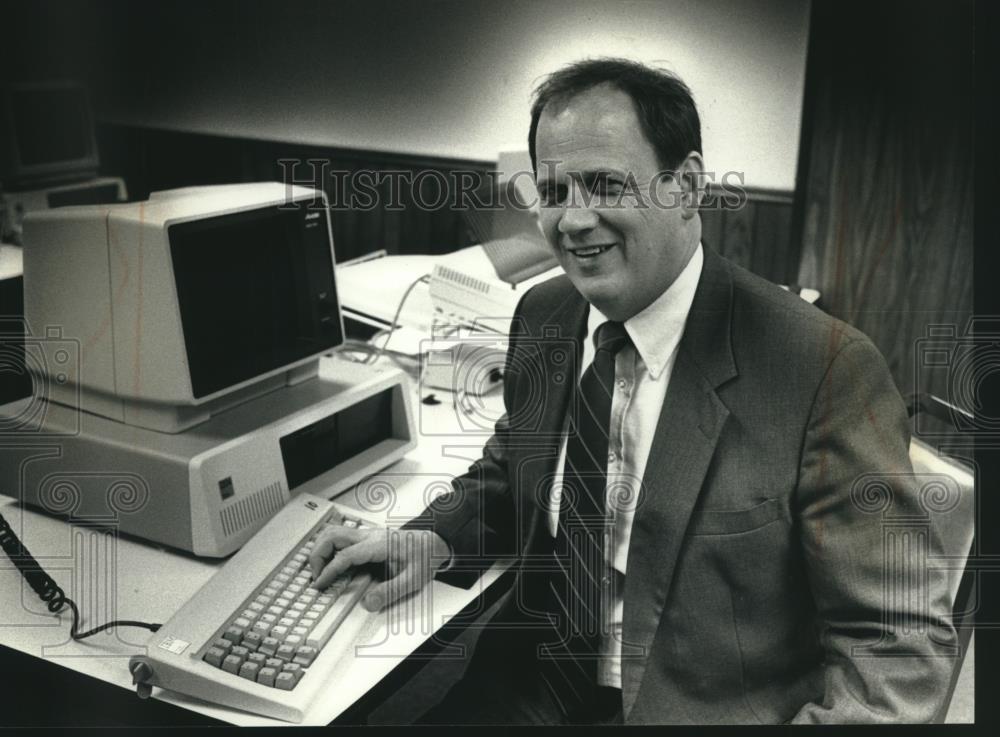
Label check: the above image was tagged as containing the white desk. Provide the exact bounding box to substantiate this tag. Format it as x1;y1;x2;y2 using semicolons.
0;355;509;726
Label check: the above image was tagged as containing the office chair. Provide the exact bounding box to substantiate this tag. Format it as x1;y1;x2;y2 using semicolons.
906;393;976;723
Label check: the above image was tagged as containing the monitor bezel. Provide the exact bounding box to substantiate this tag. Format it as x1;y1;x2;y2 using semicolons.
159;197;346;406
0;81;101;190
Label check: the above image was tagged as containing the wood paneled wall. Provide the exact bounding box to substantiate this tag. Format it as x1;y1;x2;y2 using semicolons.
97;123;797;282
701;186;796;285
97;124;495;264
791;0;974;402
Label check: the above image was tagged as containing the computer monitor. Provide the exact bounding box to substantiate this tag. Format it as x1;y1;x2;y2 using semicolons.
5;183;417;555
22;182;345;432
0;81;99;189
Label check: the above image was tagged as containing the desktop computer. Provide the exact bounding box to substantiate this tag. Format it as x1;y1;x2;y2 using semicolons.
0;182;417;556
1;176;128;246
0;81;100;189
0;80;128;409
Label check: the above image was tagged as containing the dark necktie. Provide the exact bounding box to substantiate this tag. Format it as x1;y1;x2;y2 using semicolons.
540;320;630;719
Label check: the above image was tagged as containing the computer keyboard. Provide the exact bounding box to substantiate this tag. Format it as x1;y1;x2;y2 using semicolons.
129;493;383;723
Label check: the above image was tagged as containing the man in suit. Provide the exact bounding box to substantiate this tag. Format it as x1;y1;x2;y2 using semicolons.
310;58;957;724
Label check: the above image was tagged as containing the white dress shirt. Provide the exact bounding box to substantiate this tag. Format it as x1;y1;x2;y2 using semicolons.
546;243;704;688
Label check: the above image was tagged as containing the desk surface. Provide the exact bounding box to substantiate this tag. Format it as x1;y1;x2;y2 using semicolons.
0;355;508;726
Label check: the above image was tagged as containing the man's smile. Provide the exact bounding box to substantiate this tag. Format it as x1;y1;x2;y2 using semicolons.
566;243;617;261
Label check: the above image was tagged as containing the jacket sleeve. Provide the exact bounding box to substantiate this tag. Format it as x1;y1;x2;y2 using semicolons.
789;337;959;723
402;302;528;585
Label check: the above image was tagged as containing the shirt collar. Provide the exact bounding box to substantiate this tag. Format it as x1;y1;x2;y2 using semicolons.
587;243;704;380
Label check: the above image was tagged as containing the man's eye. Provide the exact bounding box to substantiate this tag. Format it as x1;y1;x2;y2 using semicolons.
588;176;623;199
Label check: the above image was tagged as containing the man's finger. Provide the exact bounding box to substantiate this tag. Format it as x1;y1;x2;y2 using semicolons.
313;534;386;590
362;567;422;612
308;526;367;579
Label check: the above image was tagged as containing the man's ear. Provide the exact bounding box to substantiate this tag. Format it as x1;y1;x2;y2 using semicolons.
677;151;706;219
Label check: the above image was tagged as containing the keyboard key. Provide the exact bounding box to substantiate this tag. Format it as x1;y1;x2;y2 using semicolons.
262;587;279;598
254;594;271;606
203;646;227;667
257;666;278;688
275;672;297;691
307;572;372;650
223;626;244;643
267;605;284;616
291;602;308;612
259;637;280;656
230;645;250;660
252;621;271;635
248;652;267;666
270;625;289;639
284;610;302;622
222;654;244;674
303;611;321;621
260;613;277;625
248;601;265;612
233;617;252;629
276;573;291;583
276;597;292;609
278;617;296;628
239;661;261;681
276;644;297;662
285;634;303;647
212;638;233;653
292;625;310;637
265;657;284;669
286;584;303;596
243;631;263;648
240;609;259;621
293;646;318;666
342;518;358;528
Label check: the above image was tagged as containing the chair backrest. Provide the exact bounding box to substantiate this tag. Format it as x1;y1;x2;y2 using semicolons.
907;429;975;723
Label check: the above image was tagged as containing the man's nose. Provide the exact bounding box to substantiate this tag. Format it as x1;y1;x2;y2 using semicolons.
556;196;599;235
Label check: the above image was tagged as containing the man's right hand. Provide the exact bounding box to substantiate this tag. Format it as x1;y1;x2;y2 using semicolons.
308;526;452;612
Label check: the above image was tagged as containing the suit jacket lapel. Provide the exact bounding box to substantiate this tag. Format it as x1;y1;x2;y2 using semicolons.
621;248;738;717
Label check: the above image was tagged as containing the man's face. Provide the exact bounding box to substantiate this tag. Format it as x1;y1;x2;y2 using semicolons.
534;84;700;321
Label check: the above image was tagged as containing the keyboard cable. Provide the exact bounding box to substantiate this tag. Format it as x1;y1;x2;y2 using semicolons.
0;511;162;640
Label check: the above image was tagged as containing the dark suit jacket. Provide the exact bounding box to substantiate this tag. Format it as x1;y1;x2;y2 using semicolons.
425;247;956;724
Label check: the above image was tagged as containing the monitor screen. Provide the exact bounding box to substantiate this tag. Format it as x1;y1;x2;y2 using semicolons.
170;206;343;399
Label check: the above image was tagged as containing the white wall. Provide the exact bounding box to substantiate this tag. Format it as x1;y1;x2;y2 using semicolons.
97;0;810;190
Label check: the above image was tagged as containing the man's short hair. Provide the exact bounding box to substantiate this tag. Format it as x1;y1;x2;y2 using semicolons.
528;57;702;175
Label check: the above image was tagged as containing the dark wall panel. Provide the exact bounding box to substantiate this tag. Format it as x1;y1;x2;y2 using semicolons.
792;0;974;401
701;186;796;284
96;124;494;264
